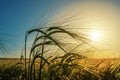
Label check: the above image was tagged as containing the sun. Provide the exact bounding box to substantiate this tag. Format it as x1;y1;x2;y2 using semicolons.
90;30;102;41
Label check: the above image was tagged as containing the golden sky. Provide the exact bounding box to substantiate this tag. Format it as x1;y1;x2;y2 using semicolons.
54;1;120;58
1;1;120;58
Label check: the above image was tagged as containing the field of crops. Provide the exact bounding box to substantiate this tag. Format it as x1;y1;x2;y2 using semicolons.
0;25;120;80
0;58;120;80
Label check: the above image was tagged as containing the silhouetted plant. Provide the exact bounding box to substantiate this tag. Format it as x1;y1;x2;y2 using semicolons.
24;24;92;80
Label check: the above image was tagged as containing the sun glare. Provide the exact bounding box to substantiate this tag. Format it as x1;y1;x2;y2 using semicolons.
90;30;102;41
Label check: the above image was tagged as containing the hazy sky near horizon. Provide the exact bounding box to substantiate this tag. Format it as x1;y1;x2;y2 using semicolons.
0;0;120;58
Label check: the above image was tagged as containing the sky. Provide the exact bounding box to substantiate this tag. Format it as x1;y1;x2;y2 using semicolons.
0;0;120;58
0;0;68;58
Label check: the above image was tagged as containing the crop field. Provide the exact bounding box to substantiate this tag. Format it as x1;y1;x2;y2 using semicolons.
0;23;119;80
0;58;19;65
0;26;119;80
0;1;120;80
0;58;119;80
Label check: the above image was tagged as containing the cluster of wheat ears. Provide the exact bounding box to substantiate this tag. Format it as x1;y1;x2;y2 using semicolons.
0;24;120;80
23;25;120;80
